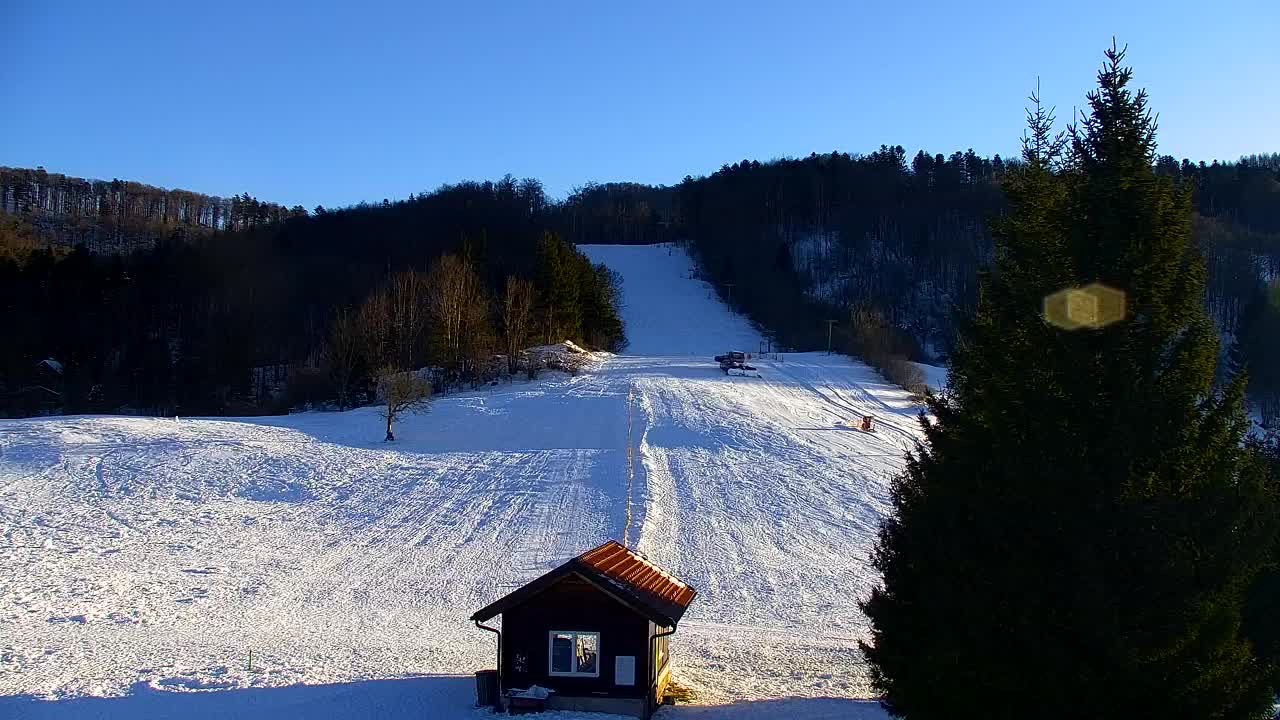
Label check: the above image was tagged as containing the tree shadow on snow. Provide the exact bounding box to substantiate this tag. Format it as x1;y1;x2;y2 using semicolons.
0;675;490;720
1;679;890;720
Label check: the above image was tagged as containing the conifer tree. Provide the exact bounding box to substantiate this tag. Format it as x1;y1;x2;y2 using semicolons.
579;263;626;351
1244;438;1280;689
537;232;581;343
1235;284;1280;424
860;44;1280;720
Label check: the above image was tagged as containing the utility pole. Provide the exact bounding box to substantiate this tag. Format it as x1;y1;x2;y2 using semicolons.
824;320;838;355
723;283;735;307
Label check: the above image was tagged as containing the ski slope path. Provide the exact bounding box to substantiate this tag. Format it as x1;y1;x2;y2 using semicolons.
0;243;923;719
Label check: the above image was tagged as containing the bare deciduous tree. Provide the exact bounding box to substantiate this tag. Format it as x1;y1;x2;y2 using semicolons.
358;287;392;369
501;276;536;375
376;365;431;441
427;254;493;385
852;306;926;394
359;270;434;437
358;270;431;370
385;270;431;369
327;307;363;410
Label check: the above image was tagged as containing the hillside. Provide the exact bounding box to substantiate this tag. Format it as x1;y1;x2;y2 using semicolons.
6;155;1275;425
676;152;1280;423
1;181;624;418
0;244;924;719
0;166;298;253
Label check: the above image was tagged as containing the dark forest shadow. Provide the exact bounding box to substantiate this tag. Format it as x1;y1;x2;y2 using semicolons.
658;696;887;718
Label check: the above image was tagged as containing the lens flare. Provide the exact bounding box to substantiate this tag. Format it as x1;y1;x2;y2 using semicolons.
1044;283;1126;330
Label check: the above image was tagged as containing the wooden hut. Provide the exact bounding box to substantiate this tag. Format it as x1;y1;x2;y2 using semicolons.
472;540;697;718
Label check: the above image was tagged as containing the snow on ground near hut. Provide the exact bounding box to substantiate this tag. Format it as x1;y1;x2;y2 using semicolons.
0;244;921;719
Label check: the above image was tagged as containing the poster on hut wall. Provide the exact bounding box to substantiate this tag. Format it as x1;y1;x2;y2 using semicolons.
615;655;636;686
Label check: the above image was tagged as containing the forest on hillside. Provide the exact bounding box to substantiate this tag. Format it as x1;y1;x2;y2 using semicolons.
675;150;1280;355
2;152;1277;423
656;149;1280;425
556;150;1279;423
1;177;624;417
0;166;303;251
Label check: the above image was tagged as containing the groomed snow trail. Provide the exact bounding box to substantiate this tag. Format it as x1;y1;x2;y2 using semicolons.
581;245;922;703
0;243;921;718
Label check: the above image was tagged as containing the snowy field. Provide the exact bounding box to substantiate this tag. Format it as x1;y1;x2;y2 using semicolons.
0;244;927;719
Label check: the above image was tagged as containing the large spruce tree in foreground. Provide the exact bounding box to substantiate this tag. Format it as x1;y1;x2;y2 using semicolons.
861;45;1280;719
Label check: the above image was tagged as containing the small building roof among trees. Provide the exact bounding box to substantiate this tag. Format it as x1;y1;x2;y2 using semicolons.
472;540;696;627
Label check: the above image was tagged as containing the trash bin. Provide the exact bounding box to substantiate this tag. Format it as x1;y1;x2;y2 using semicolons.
475;669;499;707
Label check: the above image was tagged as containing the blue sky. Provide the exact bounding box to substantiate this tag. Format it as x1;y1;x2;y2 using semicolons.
2;0;1277;209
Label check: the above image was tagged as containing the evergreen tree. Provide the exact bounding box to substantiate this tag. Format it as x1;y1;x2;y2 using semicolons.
579;263;626;351
1244;438;1280;691
537;231;581;343
1236;283;1280;425
861;44;1280;720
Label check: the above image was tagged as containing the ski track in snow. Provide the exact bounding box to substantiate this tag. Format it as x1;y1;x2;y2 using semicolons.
0;243;921;719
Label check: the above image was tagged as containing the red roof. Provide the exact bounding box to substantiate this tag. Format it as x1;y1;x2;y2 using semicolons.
579;540;697;611
472;540;697;626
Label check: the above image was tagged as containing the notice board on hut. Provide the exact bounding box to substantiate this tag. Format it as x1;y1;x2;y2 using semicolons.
615;655;636;686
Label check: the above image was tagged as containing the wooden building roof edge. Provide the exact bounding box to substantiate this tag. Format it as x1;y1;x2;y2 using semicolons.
470;539;697;626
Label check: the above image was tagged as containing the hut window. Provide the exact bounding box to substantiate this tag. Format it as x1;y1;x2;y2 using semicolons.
549;631;600;677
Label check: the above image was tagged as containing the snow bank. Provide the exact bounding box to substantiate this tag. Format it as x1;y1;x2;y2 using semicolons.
523;340;602;375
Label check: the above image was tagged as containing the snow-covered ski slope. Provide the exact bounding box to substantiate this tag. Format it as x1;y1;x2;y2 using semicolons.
0;243;922;719
582;244;761;356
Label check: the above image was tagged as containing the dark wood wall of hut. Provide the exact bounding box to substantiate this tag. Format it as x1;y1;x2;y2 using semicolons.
500;574;651;700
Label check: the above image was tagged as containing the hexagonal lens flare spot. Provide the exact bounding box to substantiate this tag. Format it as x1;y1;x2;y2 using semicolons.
1044;283;1126;330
